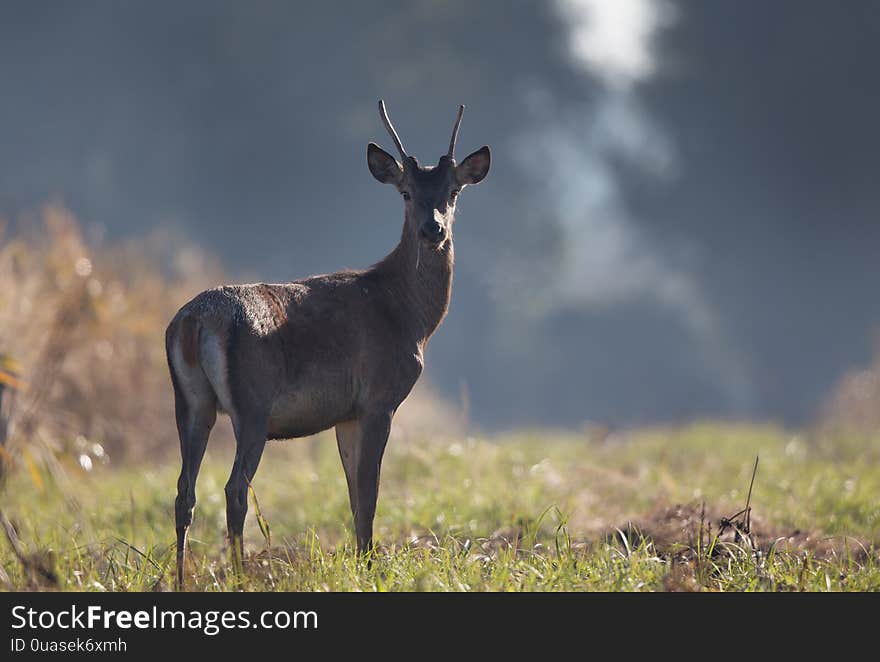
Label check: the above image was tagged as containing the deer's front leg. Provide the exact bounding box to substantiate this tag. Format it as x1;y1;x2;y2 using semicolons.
335;411;392;554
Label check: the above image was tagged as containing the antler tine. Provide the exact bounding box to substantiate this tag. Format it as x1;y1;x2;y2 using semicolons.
378;99;407;160
447;104;465;160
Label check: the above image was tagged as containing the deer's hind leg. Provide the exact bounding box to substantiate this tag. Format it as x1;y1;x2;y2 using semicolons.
224;411;268;575
171;366;217;591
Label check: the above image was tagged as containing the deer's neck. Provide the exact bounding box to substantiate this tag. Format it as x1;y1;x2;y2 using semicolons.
375;226;454;344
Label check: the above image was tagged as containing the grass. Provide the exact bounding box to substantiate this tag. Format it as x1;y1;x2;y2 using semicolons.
1;422;878;592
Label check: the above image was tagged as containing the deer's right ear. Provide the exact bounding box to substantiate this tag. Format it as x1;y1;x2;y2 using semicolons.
367;143;403;185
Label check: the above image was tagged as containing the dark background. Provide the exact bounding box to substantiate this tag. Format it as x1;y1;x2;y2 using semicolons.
1;1;878;429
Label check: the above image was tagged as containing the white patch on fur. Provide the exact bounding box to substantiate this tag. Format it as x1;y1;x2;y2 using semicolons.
170;342;204;404
240;287;281;337
200;333;235;416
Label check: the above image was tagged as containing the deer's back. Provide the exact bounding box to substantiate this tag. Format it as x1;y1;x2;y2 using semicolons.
168;273;424;438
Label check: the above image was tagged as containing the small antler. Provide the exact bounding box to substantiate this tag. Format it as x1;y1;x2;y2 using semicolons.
378;99;407;160
447;104;465;160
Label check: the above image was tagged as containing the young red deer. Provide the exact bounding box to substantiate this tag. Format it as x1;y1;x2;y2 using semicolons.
166;100;490;588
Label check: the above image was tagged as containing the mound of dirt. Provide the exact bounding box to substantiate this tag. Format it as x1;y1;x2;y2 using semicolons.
609;502;867;561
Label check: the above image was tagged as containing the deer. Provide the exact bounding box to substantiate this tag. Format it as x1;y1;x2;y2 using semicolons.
165;100;490;589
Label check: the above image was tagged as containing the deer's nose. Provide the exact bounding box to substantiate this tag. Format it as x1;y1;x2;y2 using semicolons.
420;219;445;243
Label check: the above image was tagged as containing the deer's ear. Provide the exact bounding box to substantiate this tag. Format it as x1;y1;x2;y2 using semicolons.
367;143;403;185
456;146;491;186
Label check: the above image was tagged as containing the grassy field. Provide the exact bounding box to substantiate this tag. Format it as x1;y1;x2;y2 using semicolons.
1;422;878;592
2;211;878;593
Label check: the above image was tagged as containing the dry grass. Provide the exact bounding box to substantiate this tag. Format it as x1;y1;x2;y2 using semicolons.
0;207;229;473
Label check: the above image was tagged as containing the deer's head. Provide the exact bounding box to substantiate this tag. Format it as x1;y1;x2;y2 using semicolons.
367;100;490;249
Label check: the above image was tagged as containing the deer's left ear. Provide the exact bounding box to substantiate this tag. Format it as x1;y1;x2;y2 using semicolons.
455;146;491;186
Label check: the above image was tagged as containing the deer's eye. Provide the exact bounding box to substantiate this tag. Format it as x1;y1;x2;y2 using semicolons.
402;191;411;201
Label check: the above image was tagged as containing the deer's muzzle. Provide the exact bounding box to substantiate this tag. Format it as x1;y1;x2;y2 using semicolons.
419;218;445;244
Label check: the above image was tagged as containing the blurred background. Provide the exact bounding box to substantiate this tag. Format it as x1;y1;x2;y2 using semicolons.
1;0;879;464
